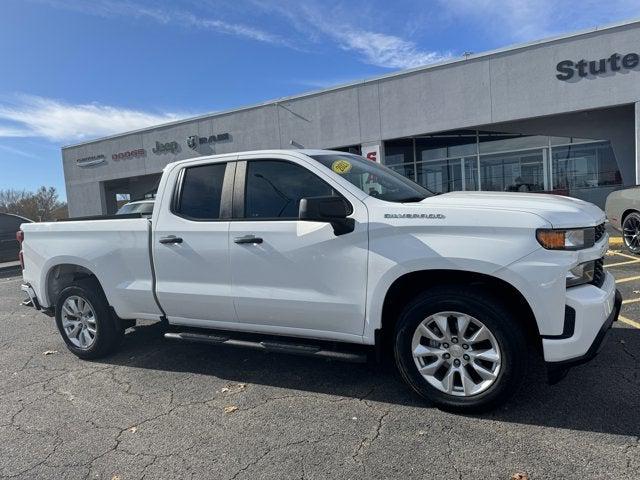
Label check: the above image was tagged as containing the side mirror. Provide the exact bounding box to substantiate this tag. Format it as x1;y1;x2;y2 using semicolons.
299;196;355;236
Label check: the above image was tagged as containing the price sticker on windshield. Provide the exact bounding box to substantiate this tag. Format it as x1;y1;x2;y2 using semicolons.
331;159;352;174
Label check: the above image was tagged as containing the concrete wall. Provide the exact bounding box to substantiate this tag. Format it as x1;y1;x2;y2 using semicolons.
63;21;640;216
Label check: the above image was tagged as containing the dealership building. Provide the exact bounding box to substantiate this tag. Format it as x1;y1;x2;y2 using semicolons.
63;19;640;216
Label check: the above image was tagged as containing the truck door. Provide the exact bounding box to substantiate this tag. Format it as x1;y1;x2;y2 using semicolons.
152;158;238;327
228;155;368;338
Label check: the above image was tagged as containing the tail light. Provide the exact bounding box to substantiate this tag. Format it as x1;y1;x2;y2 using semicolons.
16;230;24;269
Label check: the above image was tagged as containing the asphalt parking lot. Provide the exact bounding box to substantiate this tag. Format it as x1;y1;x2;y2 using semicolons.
0;250;639;480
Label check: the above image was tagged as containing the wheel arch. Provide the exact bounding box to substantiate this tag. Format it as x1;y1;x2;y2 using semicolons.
376;270;541;358
45;263;107;308
621;208;639;225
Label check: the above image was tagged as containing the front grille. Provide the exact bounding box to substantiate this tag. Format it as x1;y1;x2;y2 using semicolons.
591;257;605;288
594;223;606;243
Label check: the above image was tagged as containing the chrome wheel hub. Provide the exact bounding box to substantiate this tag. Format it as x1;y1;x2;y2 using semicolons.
411;311;502;397
61;295;97;349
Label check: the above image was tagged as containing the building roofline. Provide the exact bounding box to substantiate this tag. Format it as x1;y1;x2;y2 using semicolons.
63;16;640;150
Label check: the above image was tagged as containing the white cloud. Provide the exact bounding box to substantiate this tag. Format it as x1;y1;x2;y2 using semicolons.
254;1;451;69
33;0;288;46
331;30;450;69
0;95;186;142
0;144;41;159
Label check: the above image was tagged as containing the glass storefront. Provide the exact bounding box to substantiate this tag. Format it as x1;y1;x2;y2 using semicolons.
383;130;623;203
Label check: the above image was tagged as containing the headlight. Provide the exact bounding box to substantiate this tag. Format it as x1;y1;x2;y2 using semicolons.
566;260;595;287
536;227;595;250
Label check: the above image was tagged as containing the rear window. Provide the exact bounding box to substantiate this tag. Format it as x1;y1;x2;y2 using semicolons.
175;163;226;220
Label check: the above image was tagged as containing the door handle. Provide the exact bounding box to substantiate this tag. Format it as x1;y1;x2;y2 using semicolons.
159;235;183;245
234;235;263;244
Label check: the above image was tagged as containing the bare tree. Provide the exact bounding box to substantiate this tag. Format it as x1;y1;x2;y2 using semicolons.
0;187;67;221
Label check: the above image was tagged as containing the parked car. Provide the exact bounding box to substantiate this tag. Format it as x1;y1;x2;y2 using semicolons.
0;213;32;263
116;199;154;216
605;187;640;253
18;150;620;412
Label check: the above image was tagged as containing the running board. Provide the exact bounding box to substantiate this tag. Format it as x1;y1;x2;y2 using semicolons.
164;331;367;363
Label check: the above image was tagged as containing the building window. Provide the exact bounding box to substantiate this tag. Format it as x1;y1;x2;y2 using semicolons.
552;141;622;194
382;130;622;205
480;150;546;192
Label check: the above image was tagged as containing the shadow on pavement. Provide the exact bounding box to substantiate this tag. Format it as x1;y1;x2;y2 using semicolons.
98;322;640;437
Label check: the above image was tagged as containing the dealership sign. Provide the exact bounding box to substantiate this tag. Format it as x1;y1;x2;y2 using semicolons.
152;141;180;154
556;52;640;80
187;133;230;150
361;144;381;163
76;155;106;167
112;148;146;160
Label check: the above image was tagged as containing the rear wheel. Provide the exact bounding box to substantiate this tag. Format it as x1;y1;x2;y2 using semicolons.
622;212;640;254
55;279;123;359
394;286;527;412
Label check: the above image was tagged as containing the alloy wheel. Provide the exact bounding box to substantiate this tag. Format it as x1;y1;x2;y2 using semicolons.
61;295;97;349
623;215;640;253
411;311;502;397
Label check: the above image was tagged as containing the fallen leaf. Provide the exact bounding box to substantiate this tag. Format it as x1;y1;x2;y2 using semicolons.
128;426;137;433
511;473;529;480
112;476;122;480
620;339;626;344
224;406;239;414
221;383;247;394
42;350;58;356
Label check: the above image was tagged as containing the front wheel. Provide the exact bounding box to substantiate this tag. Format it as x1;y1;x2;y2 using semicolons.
55;279;123;359
394;286;528;413
622;212;640;254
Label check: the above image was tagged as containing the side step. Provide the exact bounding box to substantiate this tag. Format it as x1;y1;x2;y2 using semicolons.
164;331;368;363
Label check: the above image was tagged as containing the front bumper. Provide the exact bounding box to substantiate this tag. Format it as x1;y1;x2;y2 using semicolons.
545;277;621;383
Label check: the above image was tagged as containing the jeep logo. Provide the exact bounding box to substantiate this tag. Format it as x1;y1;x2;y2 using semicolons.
152;141;180;154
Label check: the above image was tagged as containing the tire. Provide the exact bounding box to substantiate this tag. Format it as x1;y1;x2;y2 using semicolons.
622;212;640;255
394;285;527;413
54;279;123;359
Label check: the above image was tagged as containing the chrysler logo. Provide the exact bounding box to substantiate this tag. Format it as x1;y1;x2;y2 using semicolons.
76;155;106;167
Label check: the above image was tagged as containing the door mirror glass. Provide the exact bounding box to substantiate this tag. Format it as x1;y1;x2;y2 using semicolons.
299;196;354;235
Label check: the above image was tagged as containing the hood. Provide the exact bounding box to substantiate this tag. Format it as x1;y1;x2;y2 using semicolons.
422;191;605;228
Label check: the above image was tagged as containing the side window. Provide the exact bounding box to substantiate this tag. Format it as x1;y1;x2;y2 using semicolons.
245;160;336;219
175;163;226;220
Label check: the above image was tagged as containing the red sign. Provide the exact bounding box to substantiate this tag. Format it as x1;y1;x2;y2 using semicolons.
112;149;146;160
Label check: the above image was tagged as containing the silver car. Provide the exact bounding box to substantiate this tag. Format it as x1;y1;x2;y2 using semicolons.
605;187;640;253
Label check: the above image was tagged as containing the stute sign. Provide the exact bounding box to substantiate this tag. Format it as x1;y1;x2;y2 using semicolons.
556;52;640;80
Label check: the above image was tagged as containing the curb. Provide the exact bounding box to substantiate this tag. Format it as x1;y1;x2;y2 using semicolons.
0;262;21;275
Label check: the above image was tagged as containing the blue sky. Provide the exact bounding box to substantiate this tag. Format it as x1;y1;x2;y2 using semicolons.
1;0;640;200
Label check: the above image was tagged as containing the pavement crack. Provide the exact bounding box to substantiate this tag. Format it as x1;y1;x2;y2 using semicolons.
351;408;390;467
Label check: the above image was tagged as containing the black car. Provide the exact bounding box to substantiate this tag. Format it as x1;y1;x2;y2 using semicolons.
0;213;32;263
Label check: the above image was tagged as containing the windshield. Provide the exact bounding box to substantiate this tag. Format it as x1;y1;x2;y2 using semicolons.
117;202;154;215
310;153;432;202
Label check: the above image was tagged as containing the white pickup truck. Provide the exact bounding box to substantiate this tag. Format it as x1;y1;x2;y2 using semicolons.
19;150;620;411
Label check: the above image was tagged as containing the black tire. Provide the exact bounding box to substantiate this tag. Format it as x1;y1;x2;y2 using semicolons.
54;278;123;359
394;285;527;413
622;212;640;255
